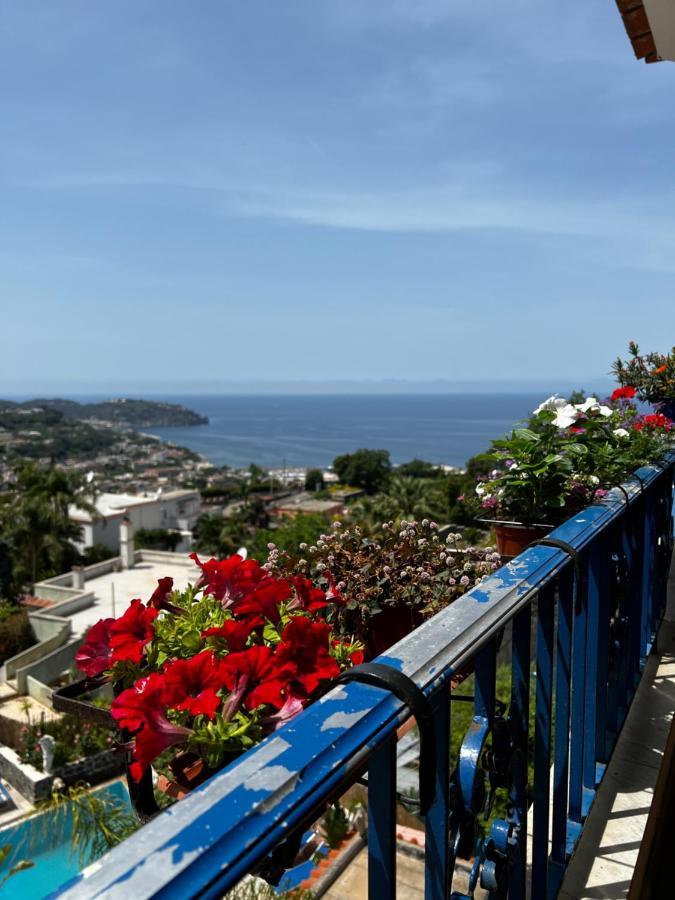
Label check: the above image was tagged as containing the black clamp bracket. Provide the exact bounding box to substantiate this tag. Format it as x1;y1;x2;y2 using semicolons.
534;537;584;614
330;662;436;815
630;472;647;493
613;484;632;506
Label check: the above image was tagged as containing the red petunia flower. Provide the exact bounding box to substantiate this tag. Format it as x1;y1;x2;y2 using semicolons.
111;674;191;781
325;575;346;607
201;618;260;652
276;616;340;695
190;552;266;606
75;618;115;678
148;576;182;614
234;578;292;624
221;645;297;715
350;648;365;666
130;715;192;783
287;576;329;612
162;651;229;719
111;672;167;732
109;599;158;665
611;386;637;401
260;695;305;733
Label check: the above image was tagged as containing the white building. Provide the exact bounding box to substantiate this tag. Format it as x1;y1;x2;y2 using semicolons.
69;489;201;553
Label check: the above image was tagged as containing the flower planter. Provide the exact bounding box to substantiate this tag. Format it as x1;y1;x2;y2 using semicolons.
365;605;425;659
490;522;552;557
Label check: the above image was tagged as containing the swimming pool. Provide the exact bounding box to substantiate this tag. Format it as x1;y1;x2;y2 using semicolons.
0;781;131;899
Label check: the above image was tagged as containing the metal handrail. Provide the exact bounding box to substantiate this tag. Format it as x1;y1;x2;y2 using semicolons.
55;454;675;900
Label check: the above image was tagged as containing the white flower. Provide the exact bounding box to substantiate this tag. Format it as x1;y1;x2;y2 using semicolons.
589;475;600;485
613;427;629;438
533;395;567;416
475;484;486;496
574;397;612;418
575;397;598;413
552;404;579;428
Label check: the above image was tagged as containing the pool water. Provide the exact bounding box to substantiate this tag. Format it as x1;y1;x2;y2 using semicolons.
0;781;131;899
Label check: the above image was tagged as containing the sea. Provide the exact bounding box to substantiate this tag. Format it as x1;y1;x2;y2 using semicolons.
140;393;549;470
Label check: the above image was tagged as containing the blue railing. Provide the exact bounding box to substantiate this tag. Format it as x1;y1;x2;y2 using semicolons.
56;455;674;900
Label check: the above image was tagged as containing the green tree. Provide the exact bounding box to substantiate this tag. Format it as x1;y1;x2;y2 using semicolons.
246;514;328;561
304;468;325;491
354;475;446;527
396;458;441;479
193;513;229;557
332;449;391;495
0;462;95;591
0;539;12;600
133;528;181;552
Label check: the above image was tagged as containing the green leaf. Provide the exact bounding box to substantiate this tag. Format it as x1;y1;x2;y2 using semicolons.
514;428;540;442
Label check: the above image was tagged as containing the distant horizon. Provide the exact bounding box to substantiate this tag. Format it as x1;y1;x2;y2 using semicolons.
1;375;615;400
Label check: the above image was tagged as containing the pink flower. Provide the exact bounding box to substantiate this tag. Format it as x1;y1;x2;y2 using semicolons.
260;696;305;732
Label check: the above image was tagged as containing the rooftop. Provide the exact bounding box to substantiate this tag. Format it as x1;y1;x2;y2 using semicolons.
65;555;197;637
69;488;199;522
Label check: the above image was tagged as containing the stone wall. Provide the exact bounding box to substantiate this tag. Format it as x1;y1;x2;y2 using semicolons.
0;744;124;803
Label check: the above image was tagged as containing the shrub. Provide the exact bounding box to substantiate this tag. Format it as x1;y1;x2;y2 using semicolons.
0;605;35;664
17;712;114;771
134;528;182;552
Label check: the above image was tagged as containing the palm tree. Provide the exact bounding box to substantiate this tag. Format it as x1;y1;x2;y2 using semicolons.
354;476;447;531
0;462;96;590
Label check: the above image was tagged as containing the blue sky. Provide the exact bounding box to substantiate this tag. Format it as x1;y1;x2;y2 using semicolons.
1;0;674;394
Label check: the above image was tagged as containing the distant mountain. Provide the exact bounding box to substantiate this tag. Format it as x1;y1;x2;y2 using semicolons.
0;397;208;428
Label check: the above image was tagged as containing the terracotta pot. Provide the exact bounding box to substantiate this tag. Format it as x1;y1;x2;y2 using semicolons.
156;751;227;800
493;522;552;557
365;605;425;658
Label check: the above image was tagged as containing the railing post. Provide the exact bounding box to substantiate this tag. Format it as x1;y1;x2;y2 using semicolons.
532;583;554;898
424;690;450;900
368;735;397;900
550;567;573;893
583;543;604;797
509;605;531;900
640;491;655;665
569;555;588;825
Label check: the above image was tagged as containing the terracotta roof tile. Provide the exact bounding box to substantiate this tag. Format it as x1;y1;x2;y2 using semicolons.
615;1;660;63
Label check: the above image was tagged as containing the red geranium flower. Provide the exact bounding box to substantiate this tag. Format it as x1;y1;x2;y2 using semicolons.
201;618;260;652
75;617;115;678
190;552;266;606
109;599;158;664
221;645;296;714
611;386;637;401
162;651;228;719
277;616;340;695
644;413;672;429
